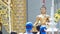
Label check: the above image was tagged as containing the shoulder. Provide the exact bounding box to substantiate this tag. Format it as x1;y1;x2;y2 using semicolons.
37;15;42;17
46;15;50;17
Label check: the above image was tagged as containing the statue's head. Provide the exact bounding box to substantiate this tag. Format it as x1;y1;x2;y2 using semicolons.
40;5;46;14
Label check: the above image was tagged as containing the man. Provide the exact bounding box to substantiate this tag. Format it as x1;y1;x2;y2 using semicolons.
34;5;50;34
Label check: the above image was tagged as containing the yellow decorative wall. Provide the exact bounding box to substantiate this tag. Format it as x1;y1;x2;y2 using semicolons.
0;0;9;32
0;0;27;33
11;0;26;33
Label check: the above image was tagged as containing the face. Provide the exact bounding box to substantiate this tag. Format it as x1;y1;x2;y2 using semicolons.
41;7;46;14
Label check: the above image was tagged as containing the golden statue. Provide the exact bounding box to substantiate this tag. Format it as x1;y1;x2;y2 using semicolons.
34;5;50;26
32;5;50;33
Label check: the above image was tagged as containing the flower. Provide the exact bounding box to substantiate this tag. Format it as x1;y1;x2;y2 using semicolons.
54;9;60;23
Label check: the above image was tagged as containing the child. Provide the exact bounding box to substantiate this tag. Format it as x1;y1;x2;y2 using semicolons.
24;22;33;34
40;25;47;34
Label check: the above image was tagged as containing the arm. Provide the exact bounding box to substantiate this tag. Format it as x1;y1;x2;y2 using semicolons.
46;16;50;25
34;17;39;26
46;16;50;22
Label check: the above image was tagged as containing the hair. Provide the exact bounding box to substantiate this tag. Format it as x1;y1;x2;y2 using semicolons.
40;5;46;10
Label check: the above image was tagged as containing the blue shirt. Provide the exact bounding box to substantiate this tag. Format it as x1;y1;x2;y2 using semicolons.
40;25;47;34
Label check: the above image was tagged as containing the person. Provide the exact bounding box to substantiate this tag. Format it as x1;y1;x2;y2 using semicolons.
40;25;47;34
34;5;50;34
24;22;33;34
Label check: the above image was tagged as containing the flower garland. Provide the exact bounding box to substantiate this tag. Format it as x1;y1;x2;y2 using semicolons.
54;9;60;23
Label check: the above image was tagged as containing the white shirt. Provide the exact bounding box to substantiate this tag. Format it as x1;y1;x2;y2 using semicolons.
24;32;33;34
37;32;40;34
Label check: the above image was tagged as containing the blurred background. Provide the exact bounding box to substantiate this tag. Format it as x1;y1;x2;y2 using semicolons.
0;0;60;34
